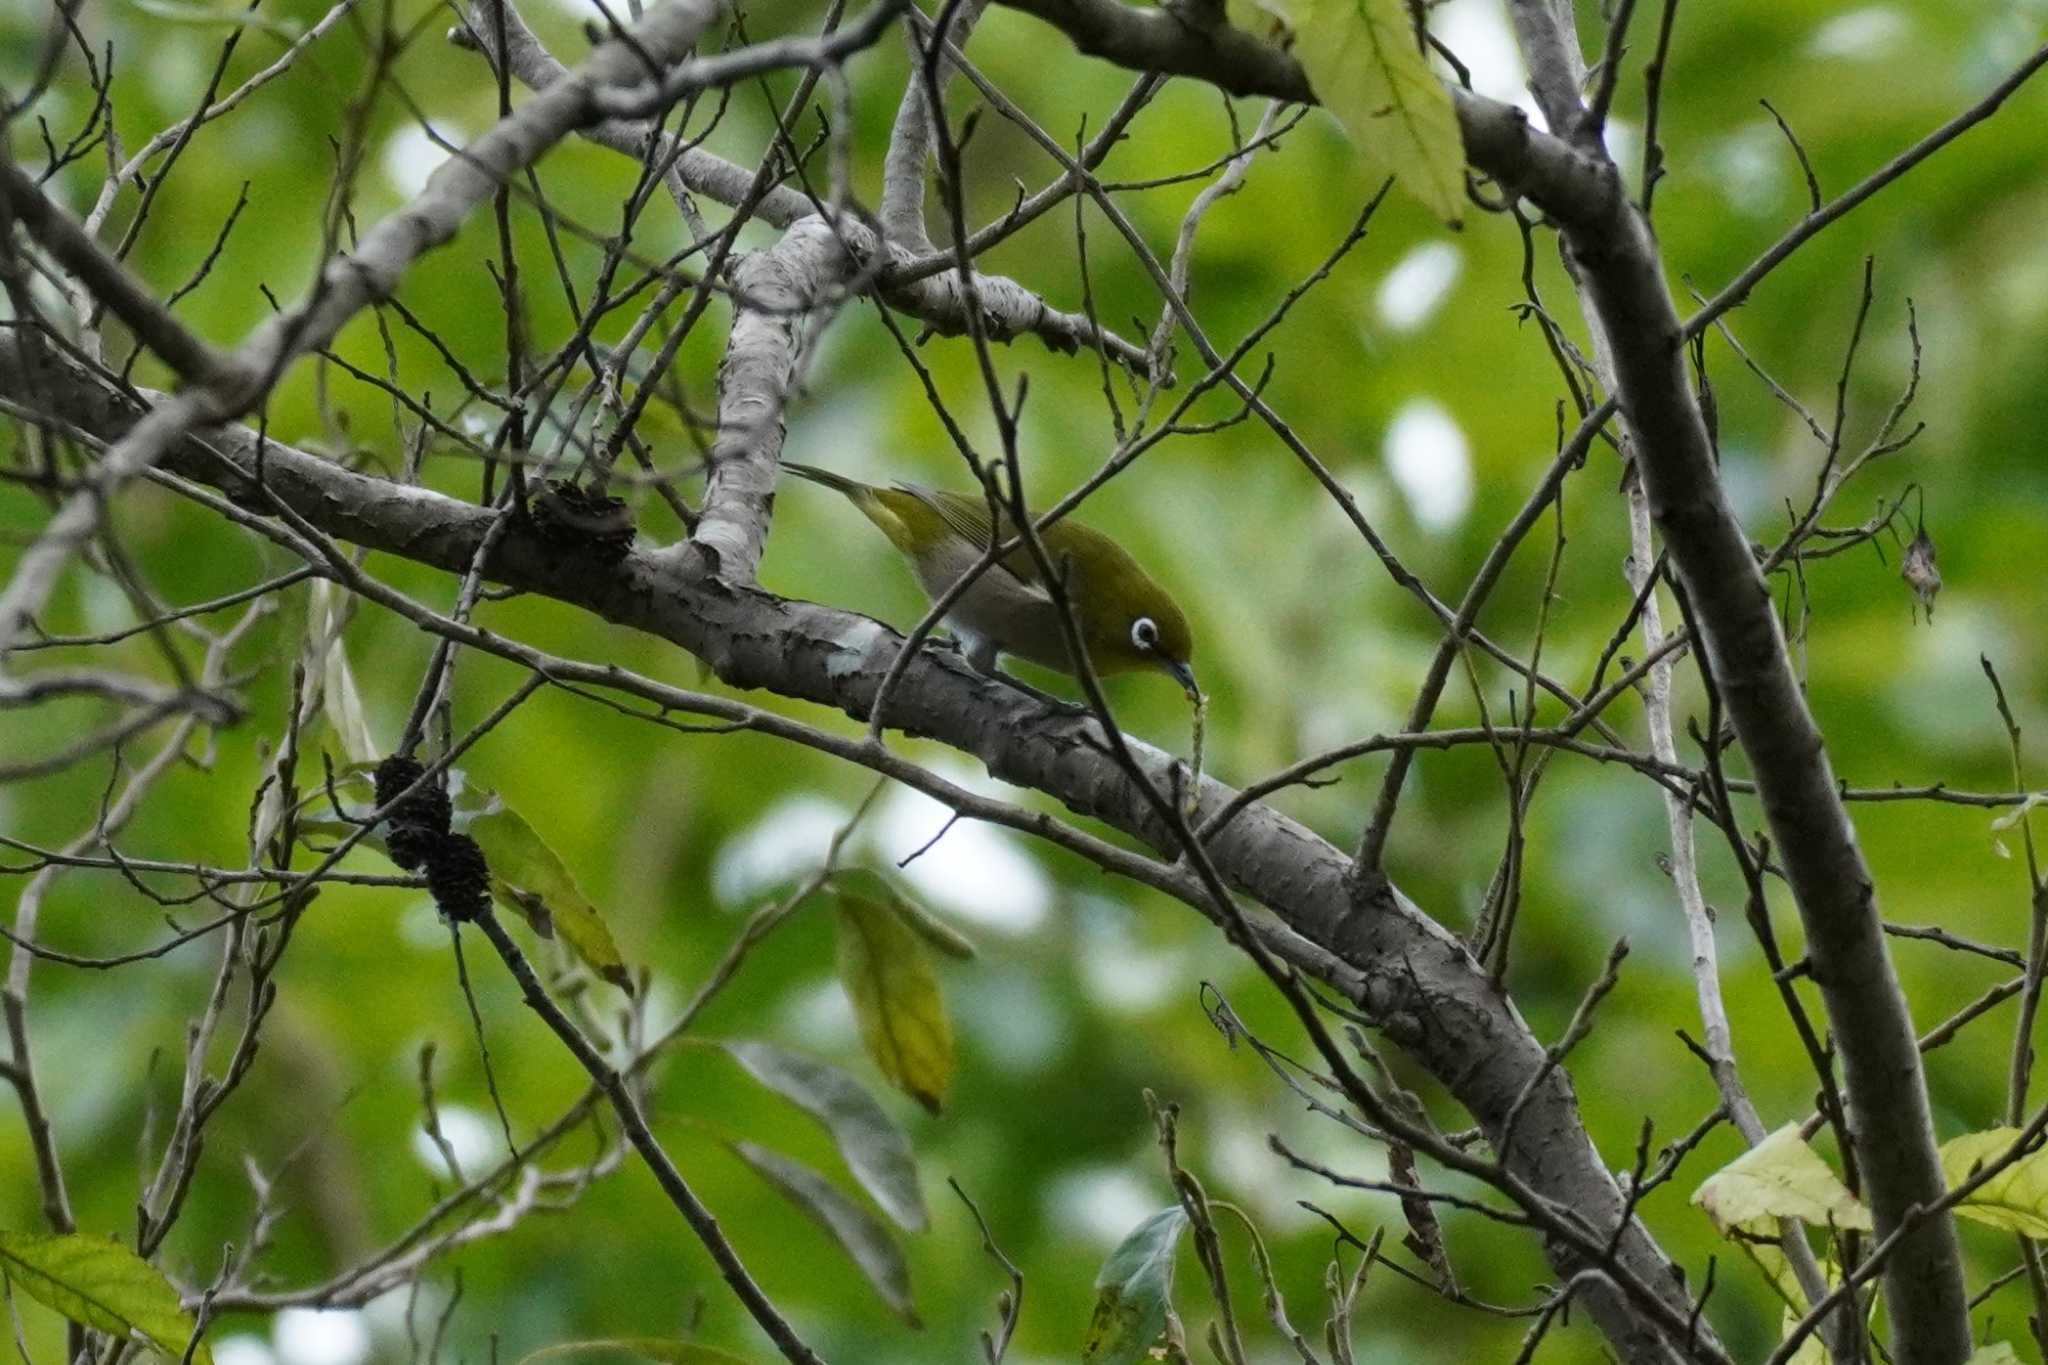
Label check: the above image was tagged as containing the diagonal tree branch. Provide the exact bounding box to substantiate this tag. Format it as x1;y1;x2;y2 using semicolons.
994;0;1620;213
2;337;1708;1363
0;150;231;388
972;1;2048;1354
1502;1;1966;1356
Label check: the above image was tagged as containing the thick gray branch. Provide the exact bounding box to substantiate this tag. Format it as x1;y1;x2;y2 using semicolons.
877;0;991;249
983;0;2048;1353
680;218;848;582
3;339;1705;1362
1579;192;1968;1358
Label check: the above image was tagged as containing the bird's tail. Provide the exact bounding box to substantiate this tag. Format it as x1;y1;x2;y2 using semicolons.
781;461;869;496
781;461;920;555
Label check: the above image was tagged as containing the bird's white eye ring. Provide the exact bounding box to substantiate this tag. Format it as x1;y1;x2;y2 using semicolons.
1131;616;1159;650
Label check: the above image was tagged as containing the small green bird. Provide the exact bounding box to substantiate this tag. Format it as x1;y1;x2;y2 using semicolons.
782;462;1197;700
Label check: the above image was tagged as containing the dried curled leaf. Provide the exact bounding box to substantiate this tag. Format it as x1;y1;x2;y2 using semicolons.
1901;525;1940;621
1081;1207;1187;1365
1989;794;2045;861
308;582;378;765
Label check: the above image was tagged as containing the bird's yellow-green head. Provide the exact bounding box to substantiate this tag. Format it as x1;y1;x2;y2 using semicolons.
1048;520;1197;696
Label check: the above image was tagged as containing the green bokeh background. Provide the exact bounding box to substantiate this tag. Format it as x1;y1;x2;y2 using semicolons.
5;0;2048;1359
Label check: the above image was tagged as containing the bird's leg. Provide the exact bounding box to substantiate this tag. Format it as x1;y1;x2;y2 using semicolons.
957;630;1000;676
954;629;1087;717
993;669;1090;715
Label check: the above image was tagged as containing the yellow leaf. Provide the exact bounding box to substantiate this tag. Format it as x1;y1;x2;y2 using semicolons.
1692;1124;1871;1232
1245;0;1464;224
1941;1128;2048;1237
832;870;975;961
835;892;953;1114
1775;1263;1859;1365
1779;1307;1829;1365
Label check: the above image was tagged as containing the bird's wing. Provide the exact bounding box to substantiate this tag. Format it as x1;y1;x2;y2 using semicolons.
900;486;1045;590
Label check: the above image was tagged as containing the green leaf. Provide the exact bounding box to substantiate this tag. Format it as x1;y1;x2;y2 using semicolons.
301;769;630;996
464;796;632;994
1941;1128;2048;1236
1966;1344;2023;1364
720;1040;927;1231
0;1231;214;1365
1231;0;1464;224
1692;1124;1871;1232
1081;1207;1187;1365
835;892;953;1114
725;1139;918;1326
516;1340;755;1365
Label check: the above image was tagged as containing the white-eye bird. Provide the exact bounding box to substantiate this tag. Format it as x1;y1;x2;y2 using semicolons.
782;462;1198;700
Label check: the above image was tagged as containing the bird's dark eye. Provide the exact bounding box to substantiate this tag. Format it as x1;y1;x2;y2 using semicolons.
1131;616;1158;650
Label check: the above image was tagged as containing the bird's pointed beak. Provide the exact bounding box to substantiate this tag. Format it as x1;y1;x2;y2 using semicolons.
1166;659;1200;702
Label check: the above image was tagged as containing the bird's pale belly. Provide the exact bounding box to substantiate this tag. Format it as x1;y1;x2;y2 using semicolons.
914;542;1074;675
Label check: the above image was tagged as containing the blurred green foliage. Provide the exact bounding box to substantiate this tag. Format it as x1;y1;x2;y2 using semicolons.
4;0;2048;1360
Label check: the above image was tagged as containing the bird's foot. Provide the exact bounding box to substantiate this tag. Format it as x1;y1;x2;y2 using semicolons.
993;670;1090;717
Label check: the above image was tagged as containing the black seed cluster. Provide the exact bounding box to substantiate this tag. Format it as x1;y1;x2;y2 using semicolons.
423;832;492;923
373;755;486;922
532;481;634;564
374;755;449;872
